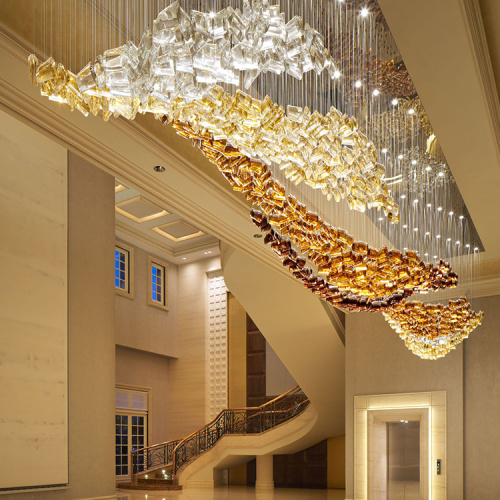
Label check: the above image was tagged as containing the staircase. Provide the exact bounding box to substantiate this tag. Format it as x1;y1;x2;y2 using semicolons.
124;386;309;489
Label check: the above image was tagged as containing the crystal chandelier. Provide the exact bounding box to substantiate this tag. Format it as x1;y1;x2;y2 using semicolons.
28;0;484;359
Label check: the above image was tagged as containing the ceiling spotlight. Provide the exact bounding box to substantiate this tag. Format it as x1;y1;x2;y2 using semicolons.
333;70;341;78
398;154;404;160
449;211;454;216
209;11;216;18
182;257;187;260
408;108;415;115
372;89;380;96
355;80;362;88
361;7;369;17
204;251;212;255
424;253;428;257
456;241;460;245
400;194;406;199
459;215;464;220
378;217;383;221
413;227;418;232
392;99;398;106
254;233;263;238
154;165;166;172
436;235;441;239
474;247;479;251
403;224;408;229
438;172;445;177
411;160;417;165
413;199;418;203
403;247;407;252
433;255;437;259
447;238;451;242
466;244;470;248
437;206;443;211
425;232;430;236
381;148;388;154
426;203;432;207
425;166;432;171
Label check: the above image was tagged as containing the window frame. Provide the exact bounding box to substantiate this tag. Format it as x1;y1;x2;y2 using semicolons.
147;255;169;311
115;242;134;299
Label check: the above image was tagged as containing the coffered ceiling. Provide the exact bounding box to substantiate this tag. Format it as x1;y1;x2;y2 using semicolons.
114;181;220;265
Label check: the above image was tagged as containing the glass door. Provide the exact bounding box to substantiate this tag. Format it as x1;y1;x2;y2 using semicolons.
115;388;149;479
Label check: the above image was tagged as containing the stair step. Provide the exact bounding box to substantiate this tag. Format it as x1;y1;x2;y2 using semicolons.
117;482;182;491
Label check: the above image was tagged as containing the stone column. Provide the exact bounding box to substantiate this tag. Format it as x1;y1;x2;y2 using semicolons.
255;455;274;491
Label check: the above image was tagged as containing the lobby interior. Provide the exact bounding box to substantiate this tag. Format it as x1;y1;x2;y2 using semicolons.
1;1;500;500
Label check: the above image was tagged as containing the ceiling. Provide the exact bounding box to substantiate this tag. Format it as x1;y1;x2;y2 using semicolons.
114;180;220;265
0;0;499;288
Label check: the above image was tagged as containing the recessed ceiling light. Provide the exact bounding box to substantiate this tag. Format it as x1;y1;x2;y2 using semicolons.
459;215;464;220
355;80;362;88
411;160;417;165
361;7;369;17
154;165;165;172
438;172;445;177
414;227;418;231
203;251;212;255
466;244;470;248
426;203;432;208
449;211;454;216
425;232;430;236
381;148;388;154
182;257;186;260
400;194;406;199
378;217;383;221
447;238;451;242
437;206;443;211
403;224;407;229
398;154;404;160
372;89;380;96
392;99;398;106
333;70;341;78
425;166;432;171
436;235;441;239
408;108;415;115
474;247;479;251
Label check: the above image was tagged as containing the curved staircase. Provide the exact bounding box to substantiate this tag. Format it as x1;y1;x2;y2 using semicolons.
121;386;310;490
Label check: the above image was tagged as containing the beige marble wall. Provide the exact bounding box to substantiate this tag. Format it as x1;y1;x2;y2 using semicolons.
345;312;464;500
66;152;116;499
169;256;221;439
464;294;500;497
115;346;170;445
115;243;178;357
0;110;68;489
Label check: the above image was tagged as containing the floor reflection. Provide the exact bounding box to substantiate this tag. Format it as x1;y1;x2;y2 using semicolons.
117;486;346;500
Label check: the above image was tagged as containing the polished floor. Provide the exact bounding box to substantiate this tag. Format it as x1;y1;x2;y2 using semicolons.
117;486;346;500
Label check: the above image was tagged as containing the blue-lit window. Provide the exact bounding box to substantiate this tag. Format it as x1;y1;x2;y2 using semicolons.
115;244;133;296
151;264;164;304
148;256;168;310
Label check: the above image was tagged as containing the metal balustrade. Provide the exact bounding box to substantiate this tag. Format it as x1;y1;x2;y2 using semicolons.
130;386;309;484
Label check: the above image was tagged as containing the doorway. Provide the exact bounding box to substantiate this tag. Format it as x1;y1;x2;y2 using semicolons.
115;388;149;479
387;421;420;500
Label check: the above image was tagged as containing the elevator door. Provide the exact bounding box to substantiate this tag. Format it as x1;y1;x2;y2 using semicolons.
387;421;420;500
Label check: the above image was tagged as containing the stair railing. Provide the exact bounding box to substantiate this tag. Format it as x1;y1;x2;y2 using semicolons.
130;385;309;484
173;385;309;475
